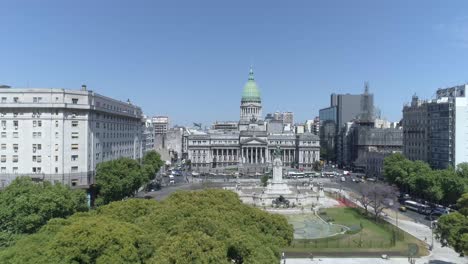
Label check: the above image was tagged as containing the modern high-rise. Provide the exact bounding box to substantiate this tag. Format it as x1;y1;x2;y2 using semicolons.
319;86;373;162
0;85;144;188
402;84;468;169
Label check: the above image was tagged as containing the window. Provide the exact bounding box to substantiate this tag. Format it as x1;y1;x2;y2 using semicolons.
71;144;79;150
71;166;78;172
13;120;18;129
32;167;41;173
13;167;18;174
13;155;18;163
72;121;78;127
55;156;58;162
55;144;59;151
1;156;6;162
71;132;79;139
1;132;6;138
13;144;18;153
32;155;41;163
55;120;59;127
37;120;42;127
1;144;5;150
13;97;18;103
1;97;6;103
1;120;5;129
33;120;37;127
72;98;78;104
55;132;59;139
13;132;18;138
1;167;5;173
71;155;78;161
55;167;58;173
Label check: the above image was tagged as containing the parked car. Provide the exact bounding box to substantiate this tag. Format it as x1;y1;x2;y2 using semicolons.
398;206;407;212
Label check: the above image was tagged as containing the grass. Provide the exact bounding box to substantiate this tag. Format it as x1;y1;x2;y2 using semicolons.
283;207;429;257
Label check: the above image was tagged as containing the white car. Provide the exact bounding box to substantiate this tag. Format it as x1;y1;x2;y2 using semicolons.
341;177;346;182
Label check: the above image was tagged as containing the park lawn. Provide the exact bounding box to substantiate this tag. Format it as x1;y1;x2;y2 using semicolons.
283;207;429;257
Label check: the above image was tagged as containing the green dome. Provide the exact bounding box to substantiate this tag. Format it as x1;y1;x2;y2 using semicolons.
242;68;261;102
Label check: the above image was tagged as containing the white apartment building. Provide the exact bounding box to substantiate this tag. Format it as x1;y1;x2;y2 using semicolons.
0;86;143;188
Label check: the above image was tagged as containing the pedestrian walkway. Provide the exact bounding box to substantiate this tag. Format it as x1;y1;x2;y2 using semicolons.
286;187;467;264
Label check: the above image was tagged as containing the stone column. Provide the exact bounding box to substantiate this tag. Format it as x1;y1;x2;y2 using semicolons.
254;147;257;164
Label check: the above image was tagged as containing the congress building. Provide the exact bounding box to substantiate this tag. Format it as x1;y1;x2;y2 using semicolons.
187;68;320;174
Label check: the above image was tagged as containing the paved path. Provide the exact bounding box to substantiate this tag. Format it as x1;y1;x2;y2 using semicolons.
286;188;467;264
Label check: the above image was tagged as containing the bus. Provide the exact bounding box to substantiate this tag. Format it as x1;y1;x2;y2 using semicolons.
404;200;430;215
287;172;305;178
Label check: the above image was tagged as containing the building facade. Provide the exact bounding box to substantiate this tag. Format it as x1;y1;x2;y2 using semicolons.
402;85;468;169
402;95;429;162
186;69;320;173
319;89;370;163
0;86;143;187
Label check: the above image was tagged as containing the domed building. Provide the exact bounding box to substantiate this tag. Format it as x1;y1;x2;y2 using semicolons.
186;67;320;174
239;68;267;132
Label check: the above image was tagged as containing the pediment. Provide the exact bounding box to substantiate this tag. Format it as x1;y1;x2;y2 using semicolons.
240;137;267;145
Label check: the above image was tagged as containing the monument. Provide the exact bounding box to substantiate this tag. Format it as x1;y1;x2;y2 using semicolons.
230;145;324;207
265;146;292;194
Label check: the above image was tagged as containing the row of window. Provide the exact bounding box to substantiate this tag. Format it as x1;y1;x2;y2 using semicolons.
0;96;80;104
0;166;79;174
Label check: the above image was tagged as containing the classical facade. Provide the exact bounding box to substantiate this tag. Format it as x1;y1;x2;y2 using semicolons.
0;85;144;188
187;69;320;173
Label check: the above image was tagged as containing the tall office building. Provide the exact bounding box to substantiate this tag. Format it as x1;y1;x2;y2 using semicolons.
0;85;143;188
402;84;468;169
319;86;373;162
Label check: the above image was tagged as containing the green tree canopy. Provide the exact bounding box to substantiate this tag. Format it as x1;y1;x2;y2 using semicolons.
94;158;145;206
0;177;87;234
383;153;468;205
0;190;293;264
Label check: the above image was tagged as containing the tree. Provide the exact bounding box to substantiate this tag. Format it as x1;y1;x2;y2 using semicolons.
94;158;145;206
141;151;164;180
368;184;395;221
357;185;372;215
456;193;468;217
435;212;468;256
456;163;468;179
313;161;322;171
1;189;294;263
435;192;468;256
0;177;87;234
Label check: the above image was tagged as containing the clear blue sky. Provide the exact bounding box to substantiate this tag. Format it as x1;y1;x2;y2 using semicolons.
2;1;468;126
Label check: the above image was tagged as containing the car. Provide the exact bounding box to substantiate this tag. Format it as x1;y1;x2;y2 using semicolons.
367;178;376;182
340;176;346;182
169;180;175;184
398;206;407;212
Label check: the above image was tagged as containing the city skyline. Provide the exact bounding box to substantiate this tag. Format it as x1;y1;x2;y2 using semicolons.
3;1;468;125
